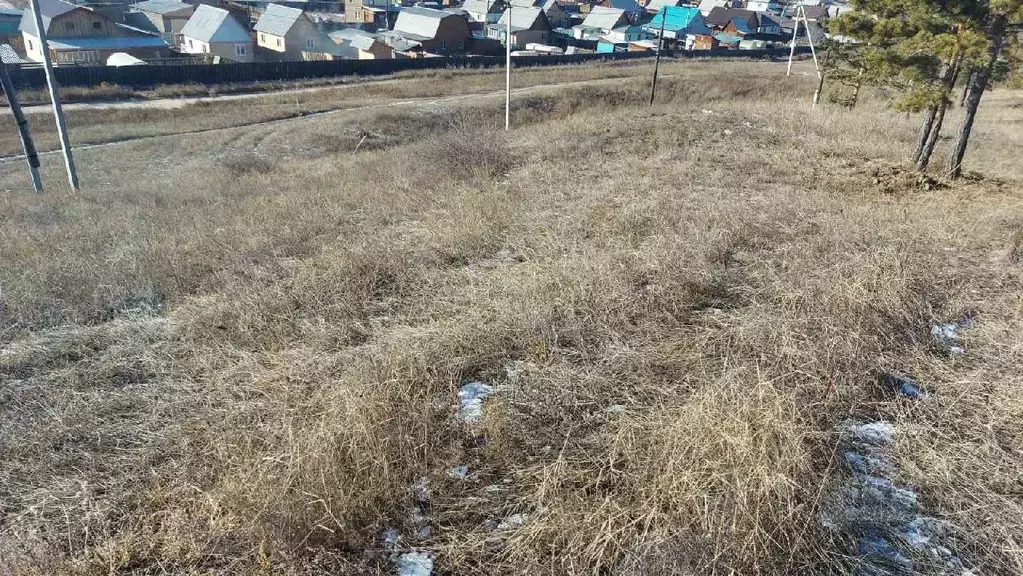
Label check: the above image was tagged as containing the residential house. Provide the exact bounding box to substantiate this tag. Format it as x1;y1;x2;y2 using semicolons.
697;0;738;16
572;6;626;39
757;12;781;34
345;0;398;27
643;0;682;15
254;4;326;59
594;22;644;51
705;6;779;34
128;0;194;39
509;0;568;28
20;0;170;65
179;4;253;61
587;0;641;18
487;5;551;48
326;27;392;58
462;0;504;24
0;6;21;41
388;6;470;54
705;6;754;30
744;0;781;14
643;5;712;46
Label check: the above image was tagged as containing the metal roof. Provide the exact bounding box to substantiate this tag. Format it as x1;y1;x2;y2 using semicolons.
393;6;458;39
462;0;502;14
497;5;546;30
132;0;193;15
646;5;709;33
0;5;21;17
47;35;168;49
600;0;640;13
705;7;756;27
19;0;81;36
580;6;626;31
181;4;250;43
329;27;374;42
729;16;753;33
0;42;23;63
378;30;422;51
254;3;303;36
122;11;160;32
643;0;680;12
328;28;381;50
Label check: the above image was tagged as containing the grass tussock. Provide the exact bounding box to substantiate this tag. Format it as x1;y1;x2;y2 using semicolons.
1;60;1022;575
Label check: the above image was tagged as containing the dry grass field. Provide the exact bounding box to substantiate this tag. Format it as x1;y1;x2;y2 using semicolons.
1;59;1022;575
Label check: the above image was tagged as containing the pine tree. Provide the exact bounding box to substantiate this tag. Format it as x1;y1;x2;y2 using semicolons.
832;0;1020;178
946;0;1023;179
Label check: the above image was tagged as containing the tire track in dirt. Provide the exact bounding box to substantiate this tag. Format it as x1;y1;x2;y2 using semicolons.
0;75;668;165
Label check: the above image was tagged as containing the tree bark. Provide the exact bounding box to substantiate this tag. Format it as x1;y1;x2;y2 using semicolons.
914;105;938;164
917;101;948;170
947;14;1007;179
916;54;962;170
849;66;865;108
959;69;975;106
814;44;832;107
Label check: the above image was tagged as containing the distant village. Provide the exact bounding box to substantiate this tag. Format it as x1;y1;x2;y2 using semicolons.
0;0;845;67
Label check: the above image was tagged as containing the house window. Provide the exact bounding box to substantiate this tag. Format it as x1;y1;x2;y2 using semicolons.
235;43;246;56
440;40;447;50
306;38;315;49
92;21;102;29
540;32;547;41
26;39;32;50
259;33;264;42
64;21;74;31
276;38;282;47
188;38;193;48
458;40;464;50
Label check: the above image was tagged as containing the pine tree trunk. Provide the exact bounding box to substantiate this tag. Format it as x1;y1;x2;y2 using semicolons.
916;55;961;170
959;70;975;106
914;106;938;164
947;14;1007;180
849;66;864;108
917;101;948;170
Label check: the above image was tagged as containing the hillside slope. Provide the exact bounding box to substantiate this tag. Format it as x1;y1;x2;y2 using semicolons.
2;61;1022;575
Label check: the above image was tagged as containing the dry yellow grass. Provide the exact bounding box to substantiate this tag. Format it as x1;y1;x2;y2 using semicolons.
1;59;1021;575
0;60;664;157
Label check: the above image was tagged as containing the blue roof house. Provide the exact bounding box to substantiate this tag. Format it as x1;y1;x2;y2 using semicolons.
643;5;711;39
0;6;21;38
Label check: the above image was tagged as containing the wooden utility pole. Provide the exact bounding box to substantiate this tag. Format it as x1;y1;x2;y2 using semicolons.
0;63;42;191
649;7;667;106
28;0;78;189
505;5;511;131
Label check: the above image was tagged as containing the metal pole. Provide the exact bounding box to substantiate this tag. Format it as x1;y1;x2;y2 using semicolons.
29;0;78;189
505;5;511;131
0;63;43;191
649;7;666;106
785;3;799;76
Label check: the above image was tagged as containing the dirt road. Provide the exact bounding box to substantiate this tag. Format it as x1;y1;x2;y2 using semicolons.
0;73;679;164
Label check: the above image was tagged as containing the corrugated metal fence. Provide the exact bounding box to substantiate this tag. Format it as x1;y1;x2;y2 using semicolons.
6;48;811;89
